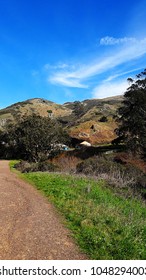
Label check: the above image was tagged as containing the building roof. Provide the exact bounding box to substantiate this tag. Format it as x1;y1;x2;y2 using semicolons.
80;141;91;146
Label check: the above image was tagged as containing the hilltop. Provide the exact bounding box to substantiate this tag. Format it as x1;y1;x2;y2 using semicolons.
0;96;123;144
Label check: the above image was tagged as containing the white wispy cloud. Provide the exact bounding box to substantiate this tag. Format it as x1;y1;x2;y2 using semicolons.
44;63;69;71
100;36;136;45
49;71;88;88
92;80;128;99
48;37;146;92
104;67;143;82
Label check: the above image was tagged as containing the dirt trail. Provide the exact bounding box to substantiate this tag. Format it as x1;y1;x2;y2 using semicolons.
0;161;86;260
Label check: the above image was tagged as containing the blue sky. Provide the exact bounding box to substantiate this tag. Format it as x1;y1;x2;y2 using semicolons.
0;0;146;108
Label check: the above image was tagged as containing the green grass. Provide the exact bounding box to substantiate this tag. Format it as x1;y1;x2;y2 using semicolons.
9;160;20;173
10;159;146;259
19;172;146;260
9;160;20;169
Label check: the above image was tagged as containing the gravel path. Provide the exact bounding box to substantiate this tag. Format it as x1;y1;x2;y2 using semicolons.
0;161;86;260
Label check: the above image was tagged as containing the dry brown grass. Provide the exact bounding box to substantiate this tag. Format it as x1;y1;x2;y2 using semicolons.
51;153;81;173
114;152;146;173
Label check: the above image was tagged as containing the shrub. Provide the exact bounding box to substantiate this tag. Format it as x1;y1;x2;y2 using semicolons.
52;155;80;173
76;155;146;199
76;155;116;175
14;160;58;173
98;116;108;122
37;161;58;172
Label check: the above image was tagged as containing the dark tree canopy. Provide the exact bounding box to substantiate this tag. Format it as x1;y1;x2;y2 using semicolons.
0;114;70;162
115;69;146;157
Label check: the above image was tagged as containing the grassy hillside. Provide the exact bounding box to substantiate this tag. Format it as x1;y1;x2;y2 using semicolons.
0;98;72;124
68;119;117;144
63;96;123;144
0;96;123;144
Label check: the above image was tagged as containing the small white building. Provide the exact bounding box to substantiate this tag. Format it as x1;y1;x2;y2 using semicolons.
80;141;91;147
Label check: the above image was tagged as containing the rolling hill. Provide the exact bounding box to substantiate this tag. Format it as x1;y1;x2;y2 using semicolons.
0;96;123;144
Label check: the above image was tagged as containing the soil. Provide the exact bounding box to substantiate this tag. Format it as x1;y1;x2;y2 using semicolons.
0;161;87;260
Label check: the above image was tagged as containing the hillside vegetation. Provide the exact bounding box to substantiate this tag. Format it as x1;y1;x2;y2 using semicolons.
0;96;123;144
0;98;71;122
